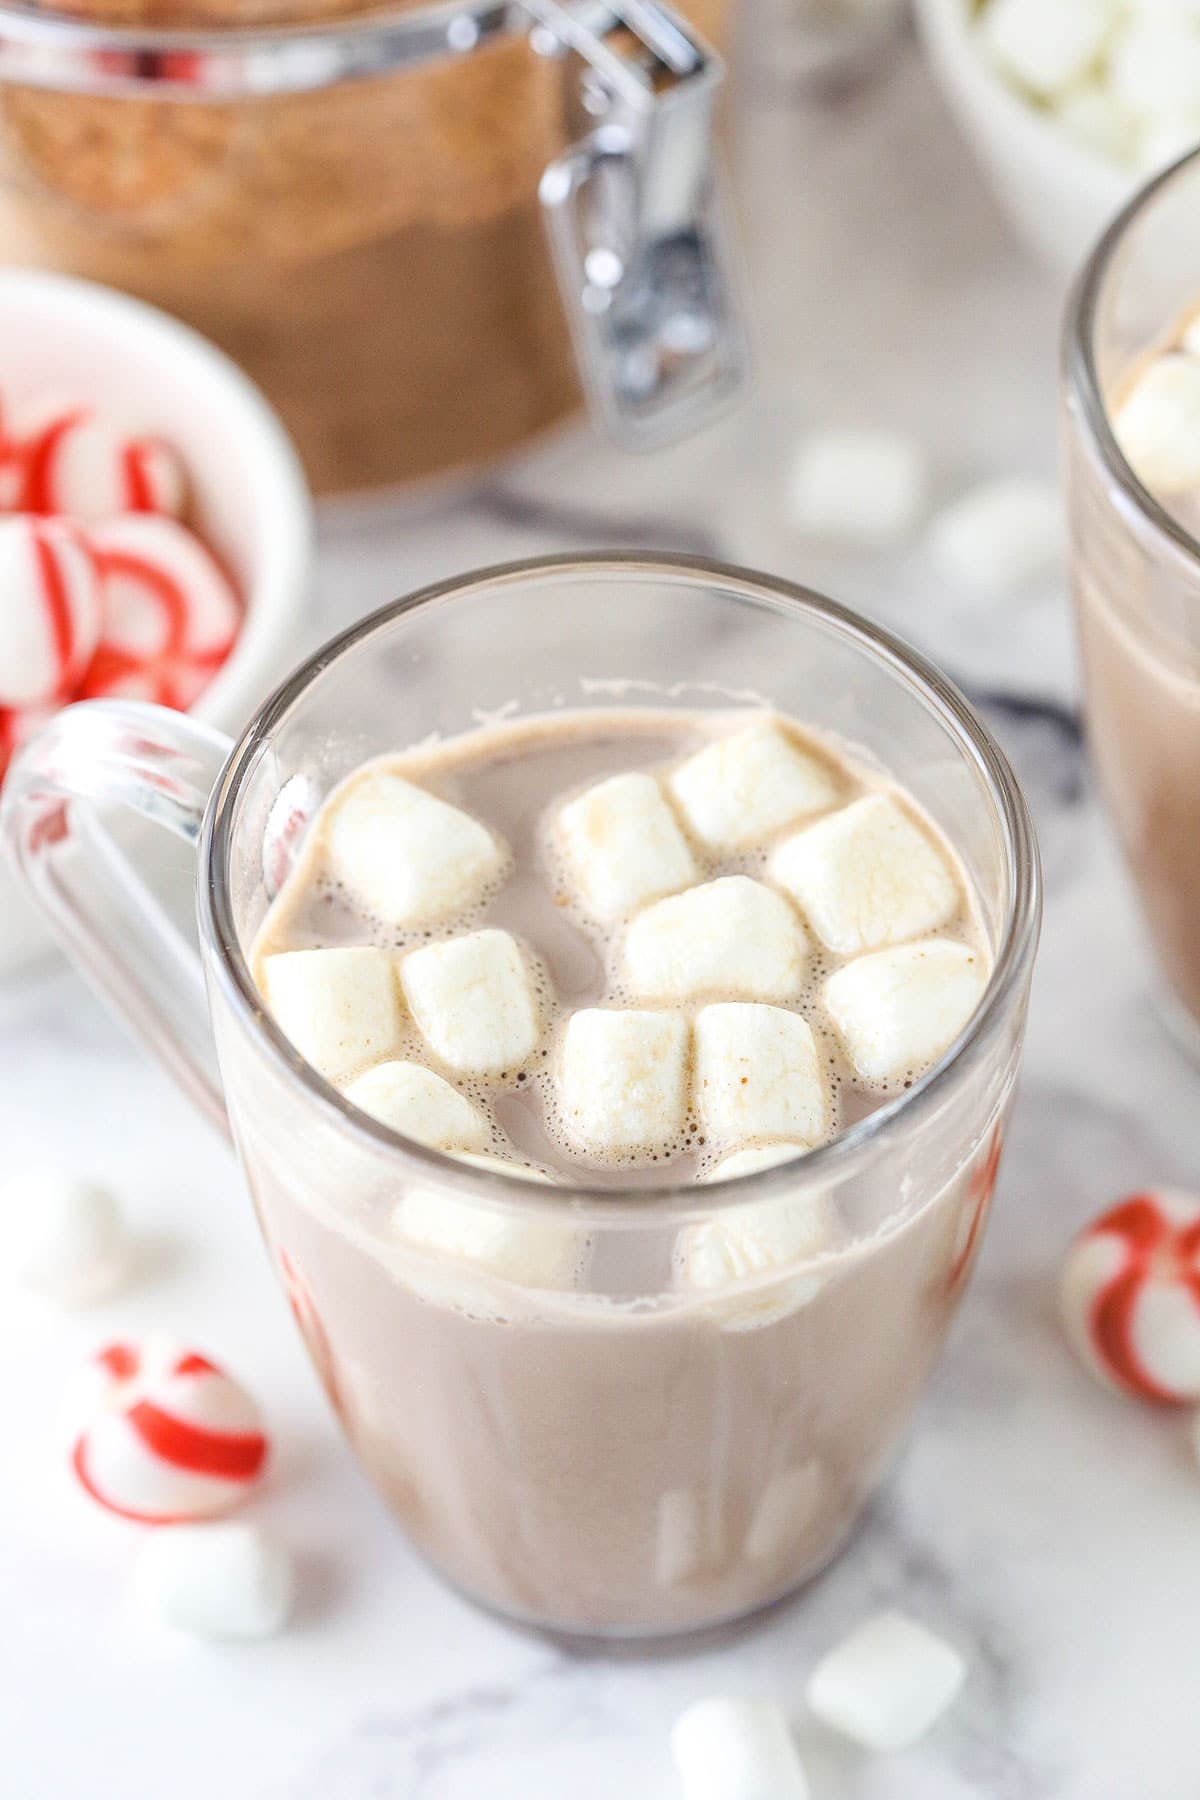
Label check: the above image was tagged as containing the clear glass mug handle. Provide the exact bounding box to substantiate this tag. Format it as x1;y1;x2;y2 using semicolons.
1;700;234;1135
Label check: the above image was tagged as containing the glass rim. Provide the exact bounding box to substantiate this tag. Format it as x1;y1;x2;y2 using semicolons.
199;552;1041;1223
1064;144;1200;581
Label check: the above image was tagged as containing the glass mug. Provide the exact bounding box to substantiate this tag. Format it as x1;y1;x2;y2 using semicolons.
1065;149;1200;1052
2;555;1040;1638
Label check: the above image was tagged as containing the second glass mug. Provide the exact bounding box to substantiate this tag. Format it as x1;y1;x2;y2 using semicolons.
2;555;1040;1638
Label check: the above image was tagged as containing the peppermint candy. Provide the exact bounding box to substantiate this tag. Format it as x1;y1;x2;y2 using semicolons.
1060;1189;1200;1404
9;400;186;524
0;516;100;709
70;1339;269;1523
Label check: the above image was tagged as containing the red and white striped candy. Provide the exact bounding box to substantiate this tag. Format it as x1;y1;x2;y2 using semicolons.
1060;1190;1200;1404
0;516;100;708
82;515;241;712
12;401;186;524
70;1339;269;1523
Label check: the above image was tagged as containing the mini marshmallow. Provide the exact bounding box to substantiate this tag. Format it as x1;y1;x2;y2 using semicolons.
0;516;100;708
555;771;697;921
806;1611;966;1752
824;939;987;1085
260;946;403;1083
1110;17;1200;119
785;427;927;546
676;1179;834;1328
927;476;1064;598
401;928;540;1076
666;721;838;852
323;769;507;928
621;877;807;1005
134;1522;294;1641
393;1181;582;1291
671;1696;810;1800
744;1462;824;1565
342;1061;492;1151
1113;352;1200;494
559;1008;689;1155
693;1004;828;1146
655;1486;725;1587
772;793;958;957
7;1172;129;1305
705;1143;806;1182
980;0;1117;100
1134;110;1200;172
1054;81;1135;162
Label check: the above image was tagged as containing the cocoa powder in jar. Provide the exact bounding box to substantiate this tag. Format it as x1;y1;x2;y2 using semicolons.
0;0;724;492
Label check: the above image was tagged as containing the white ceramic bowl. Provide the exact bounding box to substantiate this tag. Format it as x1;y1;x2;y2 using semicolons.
0;271;313;977
914;0;1133;279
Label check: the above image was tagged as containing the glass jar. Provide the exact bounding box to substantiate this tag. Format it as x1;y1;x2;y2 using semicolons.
0;0;745;494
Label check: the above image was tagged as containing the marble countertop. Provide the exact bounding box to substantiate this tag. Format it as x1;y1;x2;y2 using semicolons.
4;28;1199;1800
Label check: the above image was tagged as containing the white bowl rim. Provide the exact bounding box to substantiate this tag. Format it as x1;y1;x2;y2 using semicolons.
0;267;313;736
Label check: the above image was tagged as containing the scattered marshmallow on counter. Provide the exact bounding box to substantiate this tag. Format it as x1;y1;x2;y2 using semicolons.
1112;353;1200;495
343;1060;494;1151
134;1522;295;1641
8;400;186;523
260;946;404;1084
806;1610;966;1752
785;427;927;546
824;939;988;1085
980;0;1116;101
323;770;508;928
927;476;1064;599
555;770;697;921
772;793;958;958
0;516;100;708
559;1007;689;1155
671;1696;810;1800
620;876;808;1005
1060;1189;1200;1402
70;1340;268;1523
400;928;541;1076
666;720;838;852
693;1003;829;1145
7;1171;130;1305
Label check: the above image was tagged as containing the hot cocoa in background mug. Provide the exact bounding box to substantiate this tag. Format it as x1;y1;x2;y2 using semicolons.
2;555;1040;1636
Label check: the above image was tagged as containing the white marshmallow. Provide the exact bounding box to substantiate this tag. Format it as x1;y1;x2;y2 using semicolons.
667;721;838;852
805;1611;967;1752
1181;309;1200;359
1134;110;1200;172
693;1004;829;1146
927;476;1064;598
655;1486;724;1587
824;939;988;1085
621;877;807;1005
772;793;958;957
559;1008;689;1155
785;428;927;546
134;1523;294;1641
706;1143;806;1182
676;1187;835;1328
671;1697;810;1800
343;1060;492;1151
555;771;696;921
1053;82;1135;163
7;1172;129;1304
393;1183;582;1291
323;770;506;927
401;929;540;1076
1113;354;1200;494
980;0;1116;100
1110;18;1200;118
260;946;403;1083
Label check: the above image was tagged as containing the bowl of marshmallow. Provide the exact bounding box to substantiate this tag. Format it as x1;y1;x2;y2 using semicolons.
915;0;1200;277
0;270;313;977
